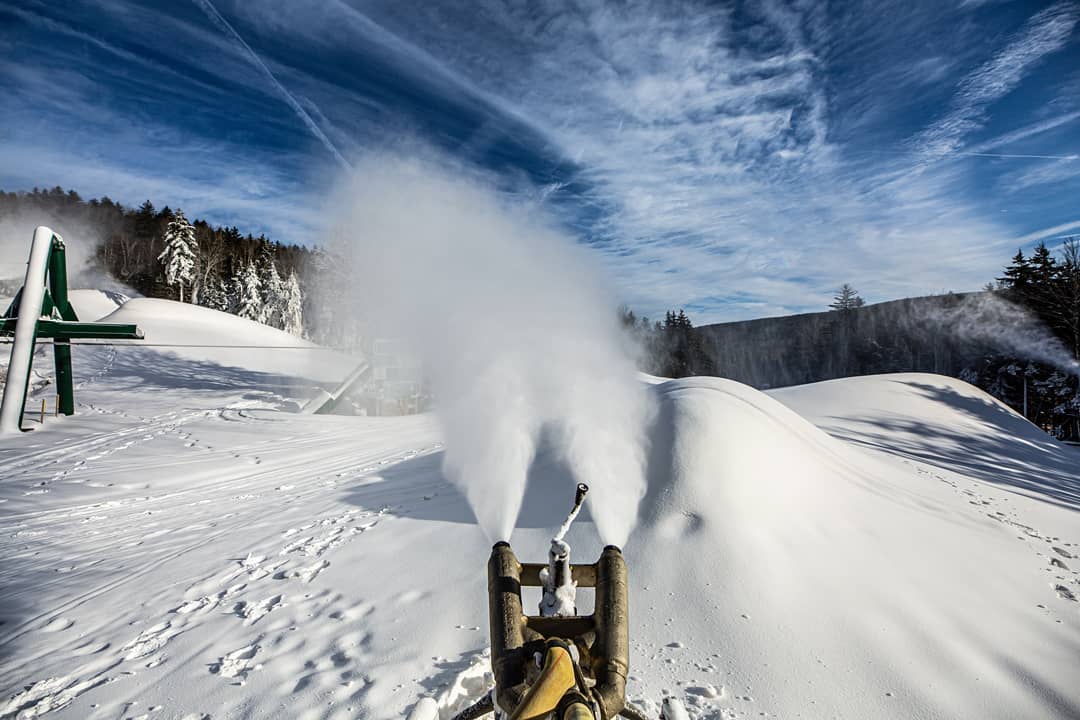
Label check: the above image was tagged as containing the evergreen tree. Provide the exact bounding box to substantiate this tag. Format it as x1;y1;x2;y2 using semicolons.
235;262;262;321
1047;237;1080;359
157;209;197;303
998;249;1033;297
1030;242;1057;284
829;284;865;311
134;200;157;239
200;273;229;312
281;272;304;336
262;263;283;327
226;274;243;314
256;237;283;327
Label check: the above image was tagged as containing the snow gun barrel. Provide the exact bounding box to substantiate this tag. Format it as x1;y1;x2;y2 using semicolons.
542;482;590;619
487;541;629;720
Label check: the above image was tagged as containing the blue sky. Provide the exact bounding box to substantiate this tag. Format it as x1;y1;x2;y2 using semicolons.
1;0;1078;322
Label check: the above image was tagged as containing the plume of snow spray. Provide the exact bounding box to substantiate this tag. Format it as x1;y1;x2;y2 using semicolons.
922;292;1080;376
327;151;651;546
0;211;95;282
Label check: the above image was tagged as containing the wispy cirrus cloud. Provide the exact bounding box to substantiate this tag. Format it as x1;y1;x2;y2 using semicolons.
323;1;1076;319
911;1;1079;160
2;0;1079;322
968;110;1080;154
1000;157;1080;192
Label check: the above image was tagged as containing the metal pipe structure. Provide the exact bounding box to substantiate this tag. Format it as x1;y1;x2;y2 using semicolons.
487;541;629;720
541;483;589;618
47;235;78;416
299;360;370;414
0;227;55;434
488;541;528;714
591;546;629;720
2;227;142;432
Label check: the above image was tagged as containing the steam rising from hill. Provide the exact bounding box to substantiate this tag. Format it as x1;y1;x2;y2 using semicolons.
327;151;651;546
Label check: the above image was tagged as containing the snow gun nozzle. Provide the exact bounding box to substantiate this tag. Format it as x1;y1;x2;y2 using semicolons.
575;482;589;507
553;483;589;545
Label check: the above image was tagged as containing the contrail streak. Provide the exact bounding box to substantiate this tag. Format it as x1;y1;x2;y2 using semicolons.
869;149;1079;162
191;0;351;171
952;151;1079;161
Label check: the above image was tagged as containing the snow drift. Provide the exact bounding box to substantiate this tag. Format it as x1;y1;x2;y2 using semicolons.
98;297;357;381
0;290;1077;720
623;374;1079;719
66;289;127;322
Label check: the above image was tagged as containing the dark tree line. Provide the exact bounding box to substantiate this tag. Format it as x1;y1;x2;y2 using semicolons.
961;239;1080;439
620;307;716;377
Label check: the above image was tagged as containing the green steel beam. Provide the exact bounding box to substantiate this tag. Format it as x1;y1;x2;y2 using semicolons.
3;288;22;319
47;239;77;414
47;239;79;322
0;318;142;340
2;230;142;428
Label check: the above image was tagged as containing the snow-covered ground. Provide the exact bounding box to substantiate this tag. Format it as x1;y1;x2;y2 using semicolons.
2;296;1078;720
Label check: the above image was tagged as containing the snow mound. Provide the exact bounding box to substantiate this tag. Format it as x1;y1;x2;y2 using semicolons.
771;372;1080;509
68;289;127;321
617;374;1079;720
99;298;357;381
2;358;1077;720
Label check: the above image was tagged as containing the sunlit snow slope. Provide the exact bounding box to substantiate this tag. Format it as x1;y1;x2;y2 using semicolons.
1;298;1078;720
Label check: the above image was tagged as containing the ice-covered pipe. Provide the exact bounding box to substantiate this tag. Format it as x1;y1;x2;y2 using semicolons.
541;484;589;617
0;227;56;434
299;360;369;414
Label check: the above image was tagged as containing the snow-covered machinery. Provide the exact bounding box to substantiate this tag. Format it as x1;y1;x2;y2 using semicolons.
1;227;142;433
433;484;658;720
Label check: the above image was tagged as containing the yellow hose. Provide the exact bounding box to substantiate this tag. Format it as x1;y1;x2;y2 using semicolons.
561;701;594;720
508;646;577;720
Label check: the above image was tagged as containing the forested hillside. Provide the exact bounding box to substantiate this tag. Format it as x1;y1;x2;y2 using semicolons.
0;187;358;344
634;241;1080;440
695;293;988;388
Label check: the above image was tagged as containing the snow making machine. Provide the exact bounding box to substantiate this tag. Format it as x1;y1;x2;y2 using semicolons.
413;485;678;720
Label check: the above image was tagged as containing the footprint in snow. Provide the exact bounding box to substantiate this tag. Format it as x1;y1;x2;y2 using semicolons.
72;639;110;656
41;616;74;633
211;642;262;683
234;594;285;626
396;589;427;605
121;621;183;661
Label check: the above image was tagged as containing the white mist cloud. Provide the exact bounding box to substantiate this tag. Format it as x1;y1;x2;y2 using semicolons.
924;293;1080;376
912;1;1079;161
0;210;96;283
327;150;652;546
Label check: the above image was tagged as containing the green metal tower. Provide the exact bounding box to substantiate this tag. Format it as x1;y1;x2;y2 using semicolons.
1;227;142;432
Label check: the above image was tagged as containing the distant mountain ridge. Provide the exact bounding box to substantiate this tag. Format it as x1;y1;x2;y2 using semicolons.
696;292;989;389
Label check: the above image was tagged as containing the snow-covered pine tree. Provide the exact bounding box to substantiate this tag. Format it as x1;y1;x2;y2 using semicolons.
200;273;229;312
157;209;198;303
225;273;243;315
280;272;304;336
261;263;283;327
235;262;262;321
256;238;284;328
